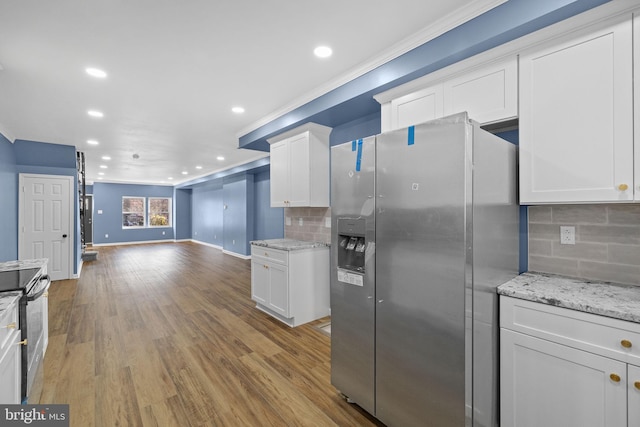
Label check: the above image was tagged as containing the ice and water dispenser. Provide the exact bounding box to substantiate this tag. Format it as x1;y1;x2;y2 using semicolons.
337;218;366;274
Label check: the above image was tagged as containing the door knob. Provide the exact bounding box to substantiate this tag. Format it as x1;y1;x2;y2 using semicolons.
62;234;68;238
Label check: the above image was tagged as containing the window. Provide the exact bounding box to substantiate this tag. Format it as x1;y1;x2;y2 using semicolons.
149;197;171;227
122;197;145;228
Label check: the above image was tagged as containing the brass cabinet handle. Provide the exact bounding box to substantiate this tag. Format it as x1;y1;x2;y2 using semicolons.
635;381;640;390
5;322;16;330
621;339;632;349
618;184;629;191
18;339;27;346
610;373;621;383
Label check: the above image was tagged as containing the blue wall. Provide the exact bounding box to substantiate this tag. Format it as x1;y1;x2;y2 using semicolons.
92;182;175;245
254;170;284;241
223;174;254;255
189;170;284;255
174;188;192;241
192;181;224;247
0;133;18;261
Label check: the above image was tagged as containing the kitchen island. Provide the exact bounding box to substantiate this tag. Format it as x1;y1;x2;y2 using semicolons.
498;272;640;427
250;239;329;327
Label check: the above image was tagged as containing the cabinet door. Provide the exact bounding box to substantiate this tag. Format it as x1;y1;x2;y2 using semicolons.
251;259;269;305
0;331;22;404
269;140;289;207
519;17;633;203
443;56;517;124
267;262;288;317
287;133;310;207
390;84;443;130
501;329;627;427
630;364;640;426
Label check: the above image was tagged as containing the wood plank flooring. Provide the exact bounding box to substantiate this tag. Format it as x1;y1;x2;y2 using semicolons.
41;242;383;427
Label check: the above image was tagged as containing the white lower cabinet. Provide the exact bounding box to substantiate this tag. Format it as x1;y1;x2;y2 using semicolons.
0;330;21;404
629;364;640;425
501;329;627;427
251;245;329;327
500;296;640;427
0;296;22;404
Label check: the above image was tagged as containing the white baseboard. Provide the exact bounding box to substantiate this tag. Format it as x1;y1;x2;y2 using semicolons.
191;239;223;251
222;249;251;260
92;238;175;247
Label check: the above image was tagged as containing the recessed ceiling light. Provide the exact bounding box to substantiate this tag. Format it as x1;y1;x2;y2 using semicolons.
87;139;99;145
232;106;245;114
101;155;111;160
195;165;203;170
168;177;173;180
98;177;103;180
88;110;104;118
181;171;188;175
314;46;333;58
98;172;105;176
85;67;107;78
99;165;108;169
216;156;225;161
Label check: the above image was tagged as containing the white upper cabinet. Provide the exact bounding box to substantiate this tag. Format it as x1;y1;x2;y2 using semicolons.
268;123;331;208
390;84;443;130
442;57;518;123
375;56;517;132
519;15;634;204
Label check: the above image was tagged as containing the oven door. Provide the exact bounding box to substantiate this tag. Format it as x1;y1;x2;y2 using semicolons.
25;274;50;403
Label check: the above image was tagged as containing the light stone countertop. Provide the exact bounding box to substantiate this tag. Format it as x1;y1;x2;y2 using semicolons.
498;272;640;323
0;291;22;320
0;259;48;272
251;239;330;251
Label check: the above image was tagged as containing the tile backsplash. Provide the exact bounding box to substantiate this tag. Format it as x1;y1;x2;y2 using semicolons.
284;207;331;244
528;204;640;286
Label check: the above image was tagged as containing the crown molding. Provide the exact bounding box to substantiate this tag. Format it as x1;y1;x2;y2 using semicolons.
236;0;507;138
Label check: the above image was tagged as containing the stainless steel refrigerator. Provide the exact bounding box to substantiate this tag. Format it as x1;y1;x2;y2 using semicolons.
330;113;518;427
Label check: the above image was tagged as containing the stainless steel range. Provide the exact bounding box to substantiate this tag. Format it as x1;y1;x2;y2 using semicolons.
0;264;50;404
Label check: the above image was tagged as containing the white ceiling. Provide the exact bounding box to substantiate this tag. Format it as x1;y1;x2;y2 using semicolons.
0;0;502;185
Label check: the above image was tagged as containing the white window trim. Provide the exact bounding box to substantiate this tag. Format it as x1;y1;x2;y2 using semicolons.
122;196;146;229
148;197;172;228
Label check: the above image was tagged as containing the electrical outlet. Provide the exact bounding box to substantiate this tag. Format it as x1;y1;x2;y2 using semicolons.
232;239;235;245
285;217;291;226
298;218;303;226
105;234;109;239
162;231;165;235
194;231;197;236
560;226;575;245
325;217;331;228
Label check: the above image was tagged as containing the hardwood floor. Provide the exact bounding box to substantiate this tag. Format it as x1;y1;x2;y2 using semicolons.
41;242;383;427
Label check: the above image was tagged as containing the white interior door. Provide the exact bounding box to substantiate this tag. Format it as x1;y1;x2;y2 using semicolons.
19;174;74;281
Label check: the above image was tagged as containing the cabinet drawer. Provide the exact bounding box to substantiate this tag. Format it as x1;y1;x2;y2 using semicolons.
251;246;288;265
500;297;640;364
0;297;19;351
